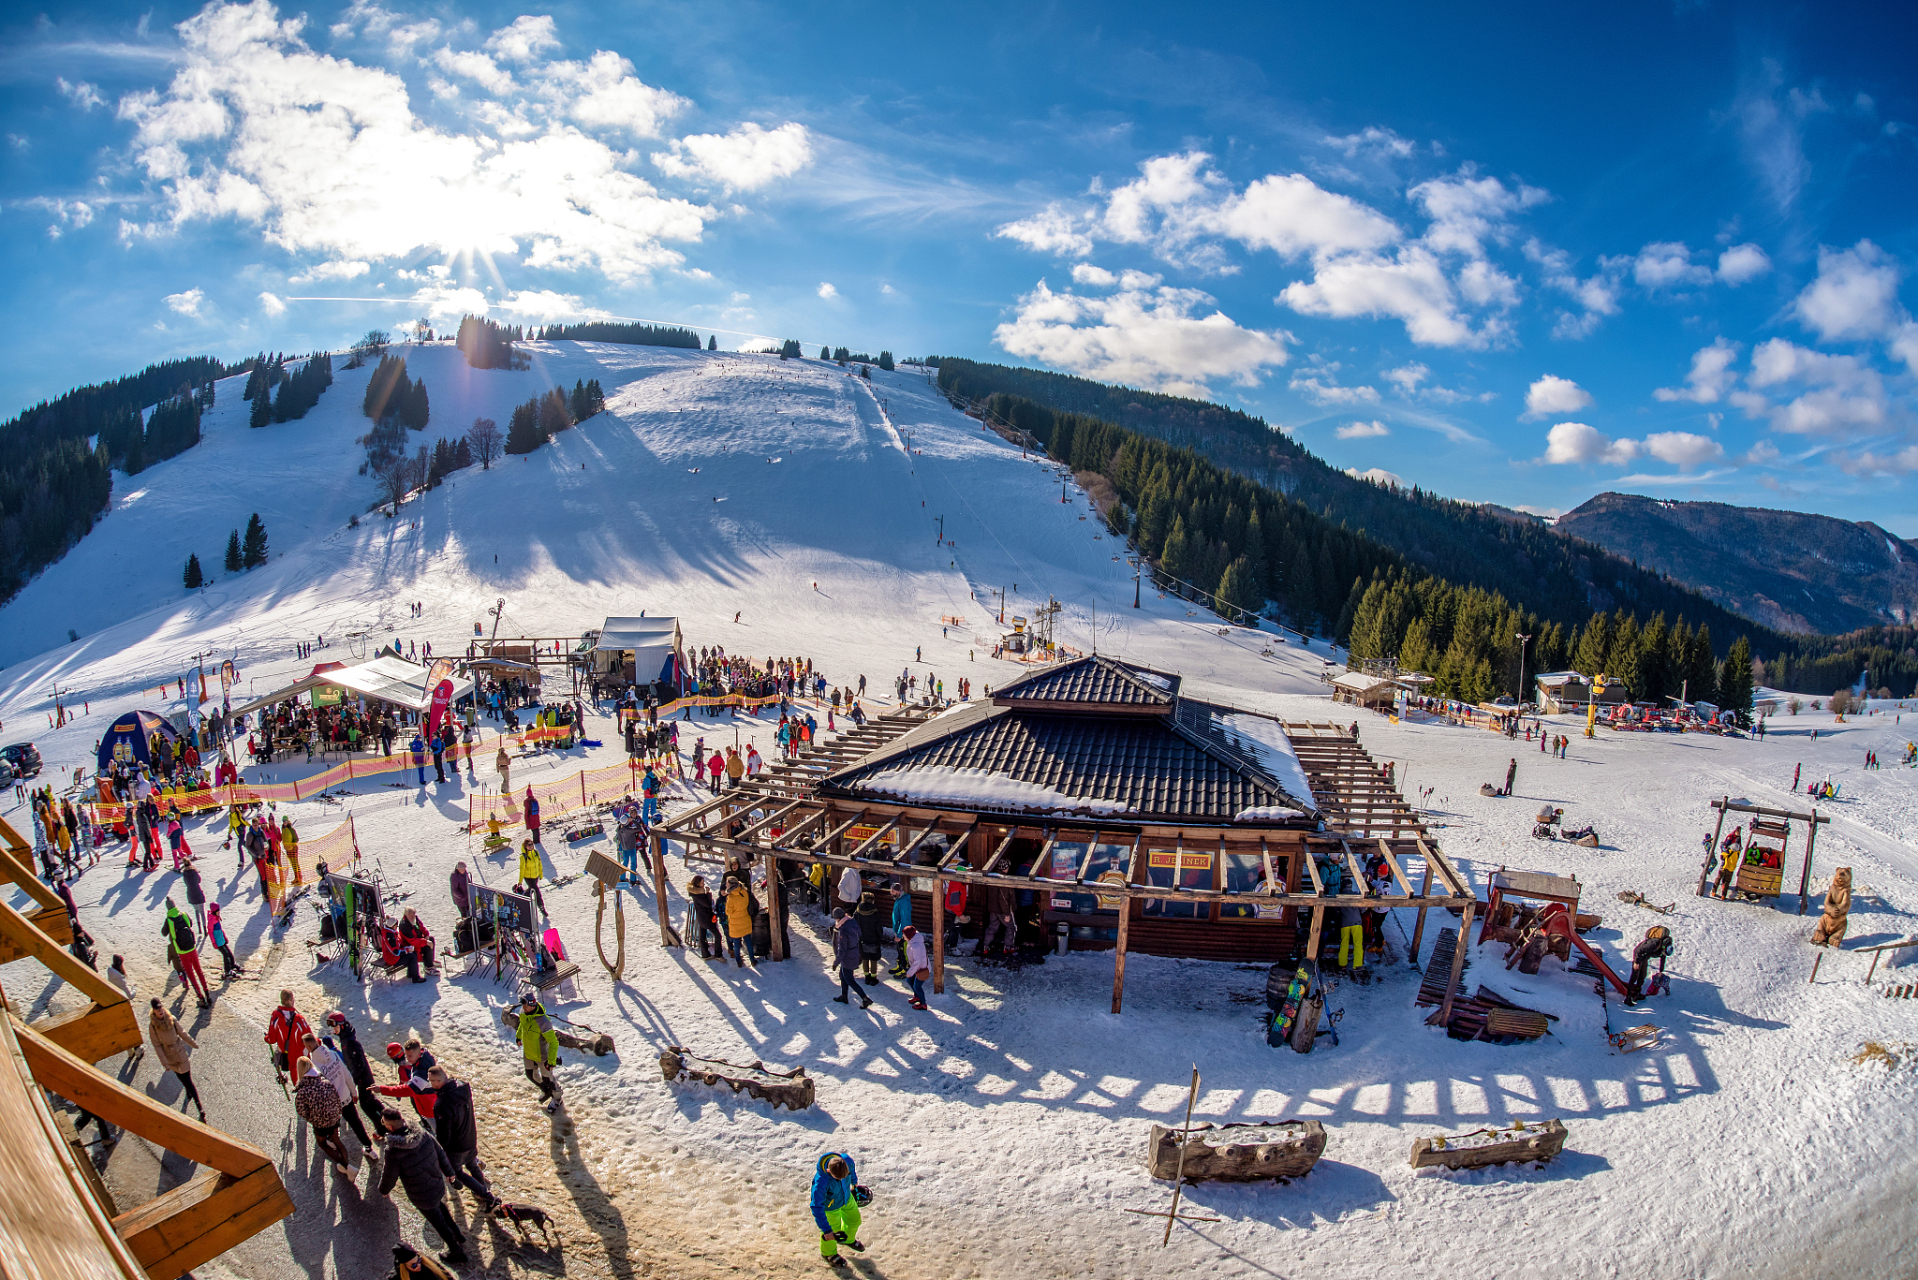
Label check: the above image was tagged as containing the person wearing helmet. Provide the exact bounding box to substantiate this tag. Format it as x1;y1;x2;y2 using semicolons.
809;1151;872;1266
514;991;564;1114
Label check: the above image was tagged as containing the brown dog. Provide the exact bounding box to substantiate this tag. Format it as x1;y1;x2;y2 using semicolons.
391;1243;456;1279
492;1201;557;1247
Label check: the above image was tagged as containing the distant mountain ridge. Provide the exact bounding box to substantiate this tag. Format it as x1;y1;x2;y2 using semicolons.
1555;492;1918;635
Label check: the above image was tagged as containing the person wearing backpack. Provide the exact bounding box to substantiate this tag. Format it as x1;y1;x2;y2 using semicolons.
161;899;210;1008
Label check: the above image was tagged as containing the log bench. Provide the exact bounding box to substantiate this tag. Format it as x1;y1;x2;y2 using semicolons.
1410;1119;1566;1170
658;1046;814;1110
1147;1120;1326;1182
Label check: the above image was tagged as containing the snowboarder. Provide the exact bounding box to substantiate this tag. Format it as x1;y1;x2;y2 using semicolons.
810;1152;871;1266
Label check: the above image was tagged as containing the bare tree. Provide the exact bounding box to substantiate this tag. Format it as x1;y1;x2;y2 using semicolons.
355;329;390;357
375;456;413;511
466;417;502;470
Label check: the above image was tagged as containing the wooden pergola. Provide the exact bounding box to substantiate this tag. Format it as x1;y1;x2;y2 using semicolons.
652;712;1482;1020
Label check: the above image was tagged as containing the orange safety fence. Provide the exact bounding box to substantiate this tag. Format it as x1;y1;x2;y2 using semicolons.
264;815;360;901
468;761;644;832
80;724;577;824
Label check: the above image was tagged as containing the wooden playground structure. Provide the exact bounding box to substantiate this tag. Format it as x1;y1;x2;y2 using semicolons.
1697;796;1830;914
0;816;294;1277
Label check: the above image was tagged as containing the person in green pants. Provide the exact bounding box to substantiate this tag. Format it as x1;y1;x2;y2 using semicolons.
809;1152;870;1266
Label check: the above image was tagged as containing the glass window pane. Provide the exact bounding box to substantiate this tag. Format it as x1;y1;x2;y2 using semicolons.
1143;847;1208;918
1222;851;1287;919
1049;840;1128;916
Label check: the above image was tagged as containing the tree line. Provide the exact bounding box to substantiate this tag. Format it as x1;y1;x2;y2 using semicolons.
0;355;231;602
504;380;605;455
534;322;701;348
246;352;334;426
456;316;526;370
934;357;1782;664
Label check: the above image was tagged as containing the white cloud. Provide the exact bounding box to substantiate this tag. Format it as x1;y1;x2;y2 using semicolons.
1643;431;1725;469
288;259;370;284
994;278;1290;399
115;2;726;281
1290;367;1381;405
1735;61;1825;212
1633;241;1713;289
410;283;490;319
1523;374;1592;419
1324;126;1416;158
1716;242;1771;285
56;77;105;110
994;203;1093;257
1739;440;1781;466
1793;240;1903;342
1654;337;1741;404
497;288;609;321
258;290;285;315
1892;322;1918;375
1346;466;1403;487
553;51;689;138
1383;363;1428;396
1214;171;1399;260
1740;338;1890;438
1381;360;1489;404
1278;247;1490;348
1541;422;1639;466
164;287;205;316
1336;420;1390;439
484;15;559;63
652;120;810;190
1070;263;1116;286
816;281;838;299
1526;239;1625;340
433;47;512;94
1407;170;1547;258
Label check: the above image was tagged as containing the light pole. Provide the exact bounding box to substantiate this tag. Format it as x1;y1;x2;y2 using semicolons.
1516;632;1531;704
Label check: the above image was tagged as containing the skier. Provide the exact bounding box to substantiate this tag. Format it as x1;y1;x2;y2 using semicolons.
517;838;547;916
810;1152;871;1266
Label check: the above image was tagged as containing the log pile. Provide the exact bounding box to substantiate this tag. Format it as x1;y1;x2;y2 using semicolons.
658;1046;815;1110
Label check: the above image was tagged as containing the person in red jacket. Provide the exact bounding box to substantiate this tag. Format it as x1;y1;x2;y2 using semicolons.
265;989;314;1090
377;1040;439;1120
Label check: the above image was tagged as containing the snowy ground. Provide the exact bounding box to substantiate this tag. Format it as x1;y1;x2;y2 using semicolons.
4;345;1917;1279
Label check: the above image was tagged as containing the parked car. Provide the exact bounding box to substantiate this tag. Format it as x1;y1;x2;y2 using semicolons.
1;742;41;778
0;758;14;788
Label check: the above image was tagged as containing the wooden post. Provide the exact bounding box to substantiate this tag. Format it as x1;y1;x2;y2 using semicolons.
1305;905;1325;970
1437;902;1474;1029
648;831;678;947
931;876;946;995
1408;859;1433;967
1798;809;1819;916
1111;898;1132;1014
762;849;787;962
1808;951;1823;984
1697;796;1729;896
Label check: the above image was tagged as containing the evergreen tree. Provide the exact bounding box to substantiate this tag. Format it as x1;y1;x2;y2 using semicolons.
1215;556;1261;620
878;351;894;371
1573;611;1611;676
571;379;589;422
183;552;203;589
224;529;243;573
1159;514;1192;585
504;399;545;454
820;346;831;360
1638;612;1672;703
538;386;572;436
1687;624;1718;704
249;385;271;428
708;335;717;350
401;378;430;430
1720;636;1755;725
454;436;473;469
1606;612;1642;696
587;379;604;415
363;354;411;421
241;513;268;568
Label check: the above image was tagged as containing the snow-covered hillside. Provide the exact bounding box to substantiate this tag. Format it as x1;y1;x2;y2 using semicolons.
4;344;1917;1280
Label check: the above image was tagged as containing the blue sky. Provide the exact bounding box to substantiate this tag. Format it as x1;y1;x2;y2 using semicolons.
4;0;1916;528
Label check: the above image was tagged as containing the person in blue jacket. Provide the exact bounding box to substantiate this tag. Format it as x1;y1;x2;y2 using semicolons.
810;1151;868;1265
888;883;912;977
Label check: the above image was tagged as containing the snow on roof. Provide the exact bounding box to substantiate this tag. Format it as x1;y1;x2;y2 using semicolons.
1216;712;1316;809
594;615;681;651
230;653;475;716
853;763;1133;817
1331;670;1394;693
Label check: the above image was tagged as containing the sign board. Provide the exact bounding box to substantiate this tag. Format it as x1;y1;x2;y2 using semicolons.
471;883;536;936
311;686;344;708
583;849;625;889
1095;869;1129;910
1147;849;1213;871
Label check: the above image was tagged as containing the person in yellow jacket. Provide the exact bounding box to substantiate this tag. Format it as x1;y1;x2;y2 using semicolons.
513;991;564;1115
281;816;302;885
517;838;547;915
724;747;746;789
722;876;759;967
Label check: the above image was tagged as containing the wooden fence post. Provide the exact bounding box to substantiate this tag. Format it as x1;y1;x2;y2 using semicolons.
1408;860;1433;967
931;877;945;995
1111;900;1131;1014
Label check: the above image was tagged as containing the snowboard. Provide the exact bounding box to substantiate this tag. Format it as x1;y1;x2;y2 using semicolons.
1268;966;1309;1046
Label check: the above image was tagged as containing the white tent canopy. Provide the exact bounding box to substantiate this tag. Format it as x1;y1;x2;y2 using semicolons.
590;615;682;684
230;654;476;718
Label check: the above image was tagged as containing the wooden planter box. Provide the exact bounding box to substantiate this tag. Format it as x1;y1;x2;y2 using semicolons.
1147;1120;1325;1182
1410;1119;1565;1170
659;1046;815;1111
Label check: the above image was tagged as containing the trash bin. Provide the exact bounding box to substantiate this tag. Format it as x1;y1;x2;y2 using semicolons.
1054;921;1070;956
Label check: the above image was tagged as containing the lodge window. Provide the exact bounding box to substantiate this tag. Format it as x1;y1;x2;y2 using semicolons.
1142;847;1210;918
1046;839;1129;916
1220;850;1287;920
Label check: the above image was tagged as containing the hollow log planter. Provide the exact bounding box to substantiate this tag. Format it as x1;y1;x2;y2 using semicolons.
658;1046;815;1111
1147;1119;1326;1182
1409;1119;1566;1170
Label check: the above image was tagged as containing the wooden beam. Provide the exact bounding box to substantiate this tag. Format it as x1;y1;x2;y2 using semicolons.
647;831;680;948
114;1162;295;1279
734;799;807;845
769;807;828;851
12;1013;268;1178
0;834;66;914
816;808;872;852
1408;858;1433;967
761;850;787;962
1301;844;1325;895
893;820;945;867
1436;902;1474;1028
0;903;71;963
848;816;902;861
0;899;139;1062
1306;905;1325;968
1377;838;1417;899
931;876;945;995
1111;893;1132;1015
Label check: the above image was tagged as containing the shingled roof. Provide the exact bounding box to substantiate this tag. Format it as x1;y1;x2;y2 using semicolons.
821;656;1317;826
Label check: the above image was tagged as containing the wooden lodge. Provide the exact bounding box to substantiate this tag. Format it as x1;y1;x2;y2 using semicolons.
657;656;1480;1014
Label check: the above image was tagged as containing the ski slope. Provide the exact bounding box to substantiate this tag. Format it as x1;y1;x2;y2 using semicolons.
3;344;1917;1280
